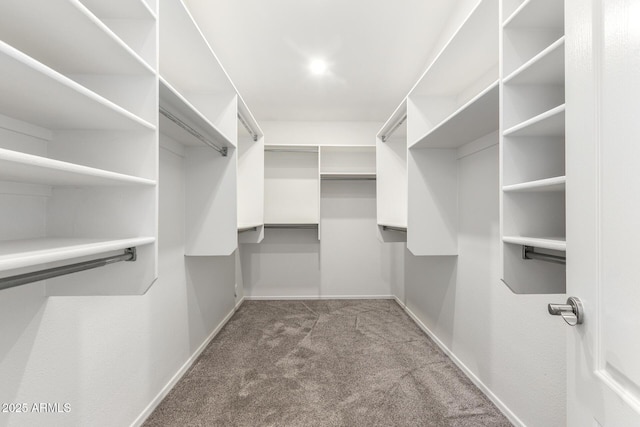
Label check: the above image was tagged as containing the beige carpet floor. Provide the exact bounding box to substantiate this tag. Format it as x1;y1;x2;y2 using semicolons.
144;299;512;426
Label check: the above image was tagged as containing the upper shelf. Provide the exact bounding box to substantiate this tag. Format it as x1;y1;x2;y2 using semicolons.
159;0;235;96
504;37;565;85
0;0;154;75
0;148;156;187
503;0;564;28
0;41;154;131
159;78;234;149
410;81;499;149
0;237;155;273
410;0;498;97
504;104;565;137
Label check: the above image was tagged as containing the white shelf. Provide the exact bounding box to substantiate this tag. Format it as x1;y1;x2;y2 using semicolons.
503;176;565;192
0;237;155;272
504;37;565;85
503;0;564;28
0;41;154;131
81;0;156;19
0;148;156;187
159;78;234;148
159;0;235;95
410;0;498;96
503;236;566;251
504;104;565;137
0;0;154;75
410;81;499;149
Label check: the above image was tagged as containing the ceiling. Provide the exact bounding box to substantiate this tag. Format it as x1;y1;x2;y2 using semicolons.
184;0;458;122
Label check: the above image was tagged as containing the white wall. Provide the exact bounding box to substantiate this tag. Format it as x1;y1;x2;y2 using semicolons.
402;143;566;427
0;138;238;427
260;121;381;146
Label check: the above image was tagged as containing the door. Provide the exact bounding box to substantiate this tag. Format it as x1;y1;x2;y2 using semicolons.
566;0;640;425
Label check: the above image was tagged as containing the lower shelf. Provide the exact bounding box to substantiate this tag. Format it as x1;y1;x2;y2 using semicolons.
0;236;156;272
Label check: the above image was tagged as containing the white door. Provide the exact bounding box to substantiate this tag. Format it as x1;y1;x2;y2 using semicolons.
565;0;640;425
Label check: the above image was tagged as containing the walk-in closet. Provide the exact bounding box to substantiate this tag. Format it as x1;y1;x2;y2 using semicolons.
1;0;639;426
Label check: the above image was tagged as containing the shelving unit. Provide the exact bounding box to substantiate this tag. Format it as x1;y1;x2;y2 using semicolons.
159;0;240;256
0;0;158;295
402;0;499;256
264;145;320;239
500;0;566;294
376;102;408;243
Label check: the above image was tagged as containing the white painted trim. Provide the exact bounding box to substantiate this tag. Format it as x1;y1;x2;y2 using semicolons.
130;297;245;427
393;296;525;427
243;295;396;301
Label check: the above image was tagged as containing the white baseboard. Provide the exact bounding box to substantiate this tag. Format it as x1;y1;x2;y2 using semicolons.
131;297;245;427
392;297;525;427
243;294;395;300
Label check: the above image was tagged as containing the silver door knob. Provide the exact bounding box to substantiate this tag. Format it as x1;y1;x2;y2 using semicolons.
548;296;584;326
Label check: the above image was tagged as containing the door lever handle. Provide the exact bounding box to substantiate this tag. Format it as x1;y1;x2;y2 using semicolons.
548;297;584;326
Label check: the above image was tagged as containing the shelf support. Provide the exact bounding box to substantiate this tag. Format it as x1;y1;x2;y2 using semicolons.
0;248;137;291
522;245;566;265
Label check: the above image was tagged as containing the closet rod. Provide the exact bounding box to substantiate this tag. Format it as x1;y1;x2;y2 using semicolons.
382;225;407;233
237;113;259;142
380;114;407;142
264;224;318;230
159;107;228;156
0;248;137;291
264;147;318;153
321;176;376;181
522;245;565;265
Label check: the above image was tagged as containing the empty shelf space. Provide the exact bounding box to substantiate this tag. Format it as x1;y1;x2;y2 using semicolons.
321;173;376;180
503;0;564;29
81;0;156;19
503;236;566;251
0;42;154;131
411;81;499;149
504;37;565;85
159;78;234;148
504;104;565;137
0;237;155;272
503;176;565;192
0;0;153;75
0;148;156;187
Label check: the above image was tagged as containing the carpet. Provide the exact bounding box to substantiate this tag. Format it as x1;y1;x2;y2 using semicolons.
144;299;512;426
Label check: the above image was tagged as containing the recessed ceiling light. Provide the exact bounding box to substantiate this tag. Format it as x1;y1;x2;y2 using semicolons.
309;59;328;76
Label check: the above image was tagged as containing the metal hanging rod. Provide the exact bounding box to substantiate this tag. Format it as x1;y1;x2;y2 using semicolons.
380;114;407;142
321;175;376;181
264;224;318;230
522;245;566;265
382;225;407;233
264;147;318;153
159;107;228;157
237;113;259;142
0;248;137;291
